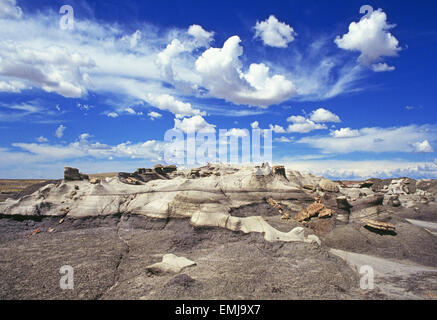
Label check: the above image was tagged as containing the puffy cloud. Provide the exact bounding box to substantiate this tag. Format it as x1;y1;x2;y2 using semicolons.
330;127;360;138
148;111;162;119
174;115;216;133
254;15;296;48
157;39;187;67
187;24;214;48
55;125;66;138
299;125;437;154
156;25;214;91
124;107;136;114
275;136;293;143
107;112;119;118
335;9;401;66
251;121;259;129
309;108;341;123
225;128;249;137
371;62;395;72
413;140;434;153
0;0;22;19
36;136;48;143
145;93;205;118
269;124;286;133
121;30;142;49
79;133;91;141
286;115;327;133
0;80;27;92
195;36;296;107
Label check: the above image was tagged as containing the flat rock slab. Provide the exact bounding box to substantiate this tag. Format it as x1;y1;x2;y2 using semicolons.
147;254;197;274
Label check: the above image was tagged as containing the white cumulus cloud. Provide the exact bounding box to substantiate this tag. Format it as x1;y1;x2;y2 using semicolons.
269;124;286;133
195;36;296;107
174;115;216;133
330;127;360;138
335;9;401;67
413;140;434;153
0;80;27;92
187;24;214;48
55;125;66;139
36;136;48;143
148;111;162;119
254;15;297;48
371;62;395;72
107;112;119;118
275;136;293;143
251;121;259;129
309;108;341;123
286;115;327;133
145;93;205;118
225;128;249;137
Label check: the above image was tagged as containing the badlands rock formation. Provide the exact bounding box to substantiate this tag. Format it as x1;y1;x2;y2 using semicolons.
0;163;324;244
0;164;436;300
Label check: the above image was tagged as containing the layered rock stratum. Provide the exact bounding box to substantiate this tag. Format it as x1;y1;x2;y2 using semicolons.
0;164;436;300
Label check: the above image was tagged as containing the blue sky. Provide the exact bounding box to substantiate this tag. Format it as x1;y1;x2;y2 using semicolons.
1;0;437;179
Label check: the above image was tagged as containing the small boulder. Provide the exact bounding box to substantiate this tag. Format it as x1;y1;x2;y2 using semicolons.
319;179;339;193
294;201;325;222
146;254;196;274
90;178;101;185
363;219;396;233
318;208;334;218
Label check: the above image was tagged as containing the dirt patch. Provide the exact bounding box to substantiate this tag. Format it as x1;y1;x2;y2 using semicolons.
321;217;437;268
229;202;279;218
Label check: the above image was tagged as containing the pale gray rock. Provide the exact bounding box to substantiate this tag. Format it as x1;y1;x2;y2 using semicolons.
146;254;197;274
319;179;339;193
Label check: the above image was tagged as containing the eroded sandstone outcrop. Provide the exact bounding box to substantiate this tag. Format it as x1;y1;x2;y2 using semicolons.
0;164;323;245
64;167;89;181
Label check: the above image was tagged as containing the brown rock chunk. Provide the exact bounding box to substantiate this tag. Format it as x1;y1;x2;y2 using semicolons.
363;219;396;232
90;178;101;184
266;198;291;220
318;208;334;218
126;177;142;185
266;198;282;211
294;202;325;222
